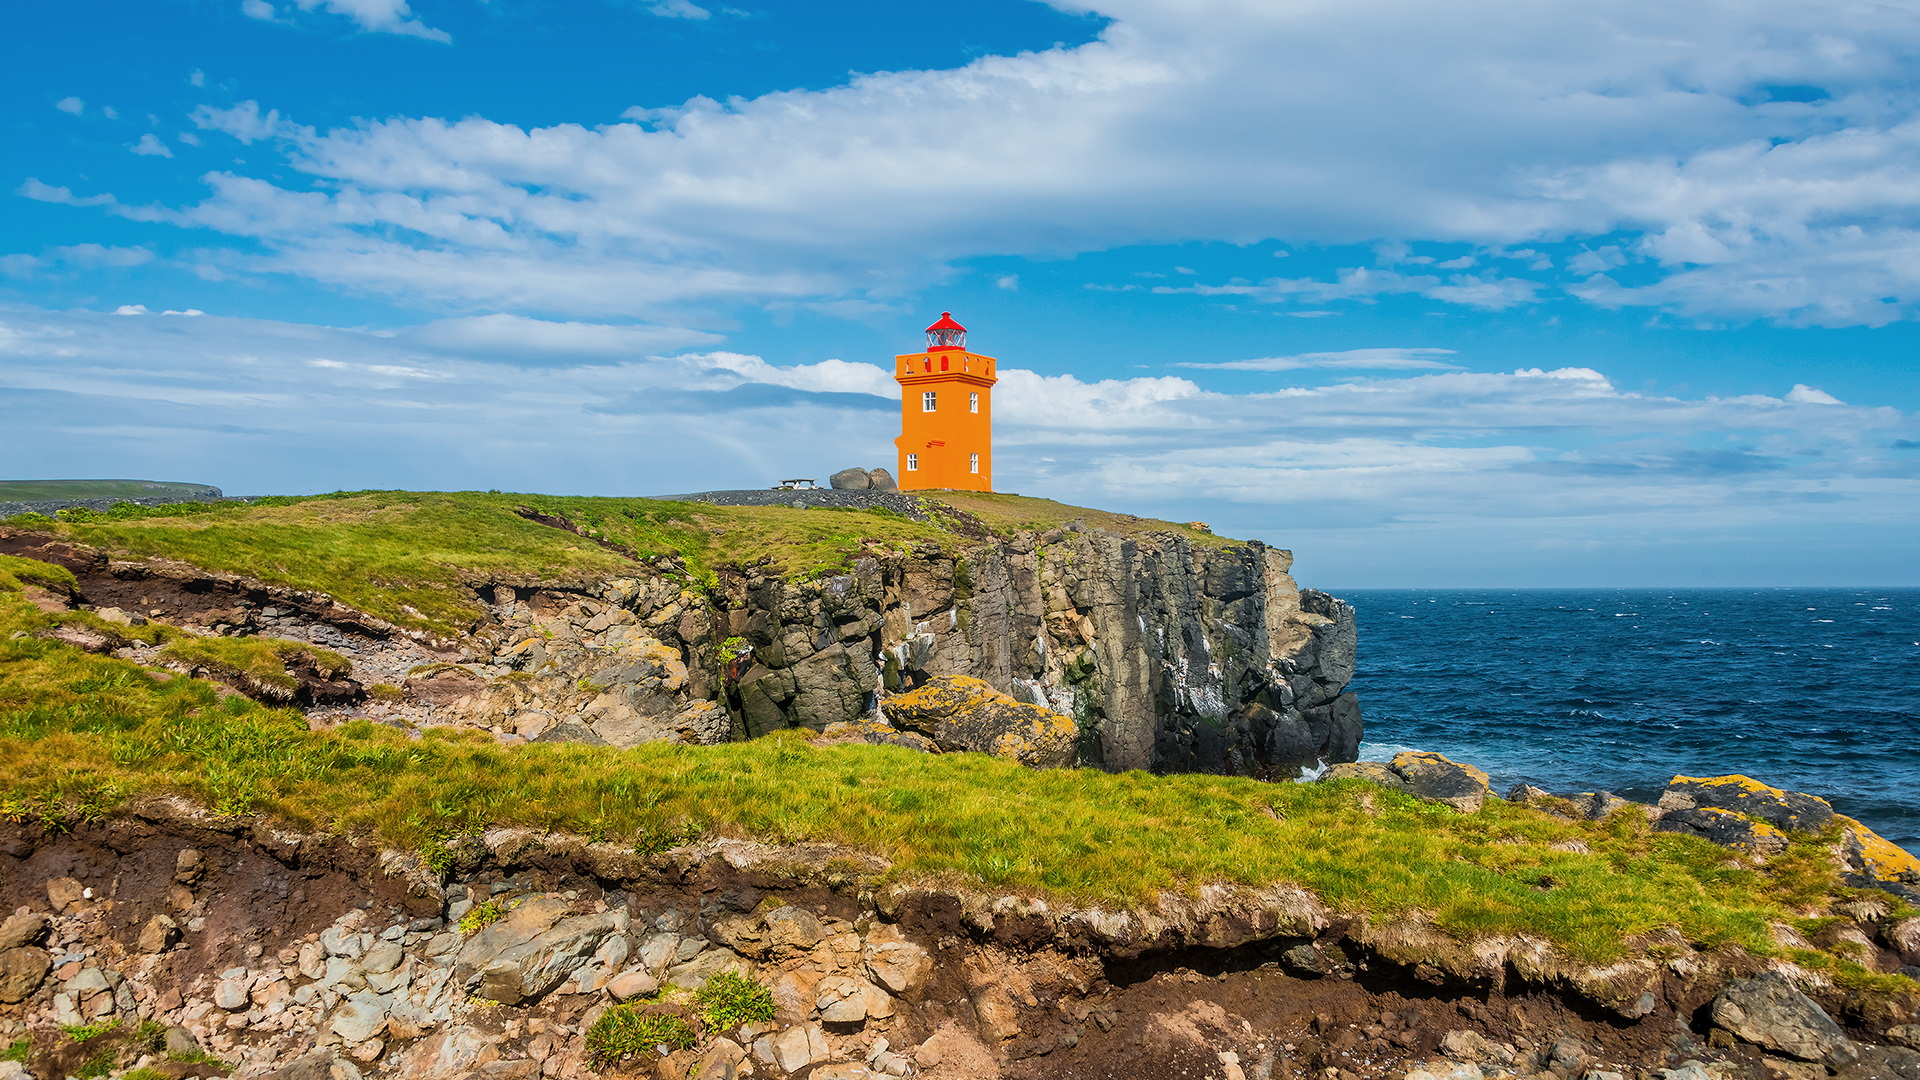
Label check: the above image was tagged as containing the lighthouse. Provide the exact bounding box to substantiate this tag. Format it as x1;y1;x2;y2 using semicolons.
893;312;997;491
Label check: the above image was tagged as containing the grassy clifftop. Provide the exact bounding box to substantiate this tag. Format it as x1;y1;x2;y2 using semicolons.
0;562;1909;985
2;489;1224;638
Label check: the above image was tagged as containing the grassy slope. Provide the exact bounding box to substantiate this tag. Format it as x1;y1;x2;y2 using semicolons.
1;490;1225;637
0;576;1909;984
0;479;219;501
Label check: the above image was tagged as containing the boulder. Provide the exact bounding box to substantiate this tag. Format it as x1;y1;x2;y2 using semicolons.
0;912;48;950
1659;776;1834;833
862;925;931;996
867;469;899;493
329;993;390;1044
764;906;825;951
0;947;50;1003
819;718;936;753
1656;807;1790;856
473;910;620;1005
666;946;750;990
1886;1026;1920;1051
1320;751;1492;812
1710;972;1859;1067
765;1024;831;1072
258;1052;365;1080
46;876;86;914
137;913;180;954
884;675;1078;768
529;721;609;747
605;969;658;1001
830;469;873;491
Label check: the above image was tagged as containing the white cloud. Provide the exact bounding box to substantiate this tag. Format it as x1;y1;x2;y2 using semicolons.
996;275;1019;291
113;305;148;315
647;0;710;19
1787;383;1842;404
34;0;1920;327
189;70;206;88
132;134;174;158
190;101;305;145
102;106;119;120
401;313;722;359
1181;348;1462;371
283;0;449;40
54;97;83;115
1;245;155;278
178;132;202;147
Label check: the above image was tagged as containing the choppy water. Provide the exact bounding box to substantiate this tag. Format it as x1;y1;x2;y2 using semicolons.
1342;589;1920;849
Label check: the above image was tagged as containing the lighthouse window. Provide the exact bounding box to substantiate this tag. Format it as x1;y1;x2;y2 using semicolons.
907;454;919;471
969;392;978;413
970;453;979;473
922;391;936;412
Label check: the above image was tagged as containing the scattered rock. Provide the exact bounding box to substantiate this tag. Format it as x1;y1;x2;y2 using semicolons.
175;847;204;885
259;1052;366;1080
605;969;658;1001
0;946;50;1003
1660;775;1835;832
1320;751;1492;812
1657;807;1790;856
138;913;180;953
46;876;87;914
1711;971;1860;1067
330;993;391;1044
1887;1026;1920;1051
862;924;931;995
884;675;1078;768
0;912;49;950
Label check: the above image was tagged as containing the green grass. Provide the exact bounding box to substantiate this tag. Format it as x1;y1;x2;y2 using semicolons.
3;489;1233;638
585;1005;697;1067
459;898;512;935
61;1020;117;1042
933;490;1236;548
0;553;78;594
154;636;351;701
1;1038;27;1062
1;588;1912;978
696;972;776;1031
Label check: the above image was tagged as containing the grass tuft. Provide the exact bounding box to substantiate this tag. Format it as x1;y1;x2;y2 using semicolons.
695;971;776;1032
459;898;511;935
585;1004;697;1067
0;553;78;594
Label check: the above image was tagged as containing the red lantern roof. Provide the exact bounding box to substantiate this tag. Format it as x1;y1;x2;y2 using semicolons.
925;311;967;351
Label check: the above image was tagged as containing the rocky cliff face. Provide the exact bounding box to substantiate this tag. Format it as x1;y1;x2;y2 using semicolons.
677;525;1359;775
3;519;1360;775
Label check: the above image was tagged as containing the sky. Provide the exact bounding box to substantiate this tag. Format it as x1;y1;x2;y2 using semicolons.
5;0;1920;587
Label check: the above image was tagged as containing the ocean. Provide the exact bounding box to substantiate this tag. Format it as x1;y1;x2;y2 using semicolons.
1340;588;1920;849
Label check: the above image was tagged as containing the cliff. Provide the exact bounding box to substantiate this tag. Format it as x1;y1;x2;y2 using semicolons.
705;526;1359;774
0;490;1361;776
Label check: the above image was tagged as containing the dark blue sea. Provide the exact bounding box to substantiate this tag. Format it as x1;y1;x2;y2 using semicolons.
1342;589;1920;849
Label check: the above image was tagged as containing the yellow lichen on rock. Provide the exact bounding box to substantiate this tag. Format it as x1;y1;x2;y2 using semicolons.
1835;815;1920;884
885;675;1078;768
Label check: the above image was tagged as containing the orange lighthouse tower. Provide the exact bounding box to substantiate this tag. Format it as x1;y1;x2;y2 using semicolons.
893;312;997;491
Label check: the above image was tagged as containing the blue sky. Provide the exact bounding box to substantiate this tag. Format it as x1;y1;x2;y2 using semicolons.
5;0;1919;587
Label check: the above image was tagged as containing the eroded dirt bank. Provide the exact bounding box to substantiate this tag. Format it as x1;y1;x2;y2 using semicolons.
2;805;1916;1080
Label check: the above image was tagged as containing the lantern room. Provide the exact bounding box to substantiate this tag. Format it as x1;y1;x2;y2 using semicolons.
893;312;996;492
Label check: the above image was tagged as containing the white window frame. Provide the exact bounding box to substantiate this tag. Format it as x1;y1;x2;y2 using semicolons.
969;453;979;473
969;392;978;413
906;453;919;471
922;390;936;412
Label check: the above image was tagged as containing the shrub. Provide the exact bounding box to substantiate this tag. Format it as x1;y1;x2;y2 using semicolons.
696;971;776;1032
584;1004;696;1067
